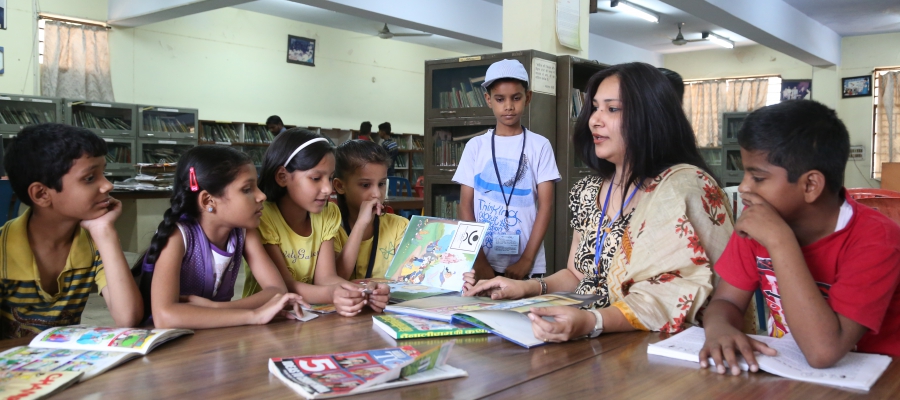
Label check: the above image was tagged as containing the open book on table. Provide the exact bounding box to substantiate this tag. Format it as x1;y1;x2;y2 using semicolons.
647;326;892;391
384;293;600;348
0;326;193;382
375;216;488;303
0;370;83;400
269;341;466;399
373;314;488;340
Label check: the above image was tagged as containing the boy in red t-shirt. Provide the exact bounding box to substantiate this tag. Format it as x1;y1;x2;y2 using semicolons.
700;100;900;374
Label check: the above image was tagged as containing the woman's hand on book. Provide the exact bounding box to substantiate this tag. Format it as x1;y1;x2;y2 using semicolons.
463;277;529;300
699;323;777;375
252;293;308;325
528;306;593;343
333;283;368;317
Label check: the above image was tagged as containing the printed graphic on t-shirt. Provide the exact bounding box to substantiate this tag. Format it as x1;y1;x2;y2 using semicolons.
474;154;532;249
756;256;832;338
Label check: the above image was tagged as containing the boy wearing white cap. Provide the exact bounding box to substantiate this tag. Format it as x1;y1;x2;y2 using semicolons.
453;59;561;281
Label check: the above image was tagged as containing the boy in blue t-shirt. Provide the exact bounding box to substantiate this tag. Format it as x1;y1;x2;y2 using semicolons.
453;59;560;281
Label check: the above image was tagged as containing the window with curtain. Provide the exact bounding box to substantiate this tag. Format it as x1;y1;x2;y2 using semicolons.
874;69;900;180
682;76;780;147
39;18;114;102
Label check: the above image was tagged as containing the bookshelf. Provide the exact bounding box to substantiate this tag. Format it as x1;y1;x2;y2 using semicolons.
554;56;608;270
388;133;424;182
137;138;196;164
198;120;278;169
720;112;750;188
65;100;138;180
137;105;198;141
424;50;559;273
0;94;65;153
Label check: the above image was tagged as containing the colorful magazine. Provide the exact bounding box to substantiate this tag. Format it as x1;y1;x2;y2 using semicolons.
385;293;600;348
382;216;488;303
28;326;193;355
0;370;83;400
0;346;138;382
372;314;488;339
269;342;466;399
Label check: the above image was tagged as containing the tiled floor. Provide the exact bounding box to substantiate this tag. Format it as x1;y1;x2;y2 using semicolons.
80;252;247;326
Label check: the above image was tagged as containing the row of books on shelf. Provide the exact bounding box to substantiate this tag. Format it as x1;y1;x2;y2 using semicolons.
570;88;586;119
433;195;460;220
72;111;130;131
245;125;275;144
411;153;423;169
394;136;425;150
434;141;465;167
143;115;193;133
200;123;239;143
0;107;54;125
143;147;185;164
106;145;131;164
436;77;486;109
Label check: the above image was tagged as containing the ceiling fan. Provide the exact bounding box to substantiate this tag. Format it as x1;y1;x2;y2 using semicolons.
671;23;705;46
377;23;433;39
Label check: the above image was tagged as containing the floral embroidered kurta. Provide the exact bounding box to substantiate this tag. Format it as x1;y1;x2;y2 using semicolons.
569;164;733;333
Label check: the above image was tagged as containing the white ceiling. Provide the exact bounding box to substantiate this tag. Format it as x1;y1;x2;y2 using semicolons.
234;0;498;55
782;0;900;37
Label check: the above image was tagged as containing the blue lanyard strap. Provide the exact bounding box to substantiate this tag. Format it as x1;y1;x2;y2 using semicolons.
490;127;526;219
593;175;641;272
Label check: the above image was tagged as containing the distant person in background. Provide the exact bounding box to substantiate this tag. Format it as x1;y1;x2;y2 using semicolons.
377;122;399;177
658;68;685;104
266;115;286;136
358;122;373;141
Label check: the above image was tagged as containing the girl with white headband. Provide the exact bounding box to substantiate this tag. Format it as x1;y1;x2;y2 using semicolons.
244;129;390;316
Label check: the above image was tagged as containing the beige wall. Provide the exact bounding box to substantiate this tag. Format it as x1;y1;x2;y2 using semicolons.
0;0;464;134
665;32;900;189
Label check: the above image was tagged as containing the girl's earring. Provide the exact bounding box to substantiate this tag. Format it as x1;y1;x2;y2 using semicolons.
207;207;214;213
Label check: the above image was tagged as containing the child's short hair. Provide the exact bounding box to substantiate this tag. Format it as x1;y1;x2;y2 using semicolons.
334;139;391;182
378;122;391;134
360;121;372;135
486;78;528;94
4;123;107;206
738;100;849;194
266;115;283;126
258;128;334;203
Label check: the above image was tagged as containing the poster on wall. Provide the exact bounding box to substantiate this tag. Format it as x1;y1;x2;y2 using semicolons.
780;80;812;101
287;35;315;67
1;0;7;30
842;75;872;98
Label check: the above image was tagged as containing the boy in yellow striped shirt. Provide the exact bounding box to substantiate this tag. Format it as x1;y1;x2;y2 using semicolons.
0;124;143;339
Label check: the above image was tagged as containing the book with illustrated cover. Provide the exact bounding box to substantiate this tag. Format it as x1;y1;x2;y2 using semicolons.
385;293;600;348
647;326;892;391
380;216;488;303
373;314;488;339
0;370;83;400
27;326;193;355
269;341;465;399
0;346;138;383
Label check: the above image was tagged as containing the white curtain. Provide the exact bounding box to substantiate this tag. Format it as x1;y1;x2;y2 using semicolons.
684;78;769;147
874;71;900;179
40;20;114;101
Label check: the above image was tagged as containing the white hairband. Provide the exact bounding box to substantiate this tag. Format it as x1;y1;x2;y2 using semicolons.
284;138;329;168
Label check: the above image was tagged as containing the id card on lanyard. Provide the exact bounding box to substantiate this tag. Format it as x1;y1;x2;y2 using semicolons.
491;127;526;256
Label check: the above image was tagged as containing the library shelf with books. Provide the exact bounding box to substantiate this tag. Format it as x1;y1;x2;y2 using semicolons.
137;105;198;141
389;133;425;182
198;120;308;171
138;138;196;164
423;50;559;268
0;94;65;156
719;112;750;188
554;56;607;271
65;100;139;180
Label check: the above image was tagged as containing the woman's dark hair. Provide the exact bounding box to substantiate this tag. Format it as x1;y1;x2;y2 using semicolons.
334;140;391;230
258;128;334;203
143;145;252;265
572;62;714;199
5;123;107;207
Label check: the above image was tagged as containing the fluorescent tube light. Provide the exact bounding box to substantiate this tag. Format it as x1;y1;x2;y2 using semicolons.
703;31;734;49
610;0;659;23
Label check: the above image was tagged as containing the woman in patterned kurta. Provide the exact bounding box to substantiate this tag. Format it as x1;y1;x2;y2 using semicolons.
465;62;734;341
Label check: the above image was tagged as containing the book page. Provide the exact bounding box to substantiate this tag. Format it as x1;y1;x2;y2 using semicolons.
0;370;83;400
0;346;137;382
30;326;191;355
456;310;544;348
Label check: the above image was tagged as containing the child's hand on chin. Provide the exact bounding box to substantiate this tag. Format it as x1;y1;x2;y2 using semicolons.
80;197;122;234
734;193;793;249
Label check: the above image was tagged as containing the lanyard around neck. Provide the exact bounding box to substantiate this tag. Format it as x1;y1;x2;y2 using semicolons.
593;174;641;272
341;207;380;279
490;126;527;219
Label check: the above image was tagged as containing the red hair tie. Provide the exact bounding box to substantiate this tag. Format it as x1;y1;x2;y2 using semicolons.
189;167;199;192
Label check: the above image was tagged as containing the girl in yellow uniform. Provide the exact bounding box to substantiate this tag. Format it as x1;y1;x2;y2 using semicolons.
243;129;390;316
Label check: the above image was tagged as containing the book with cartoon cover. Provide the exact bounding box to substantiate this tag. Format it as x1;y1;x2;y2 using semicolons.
268;341;466;399
384;293;600;348
27;326;193;355
0;346;138;382
0;370;83;400
372;314;488;339
381;216;488;303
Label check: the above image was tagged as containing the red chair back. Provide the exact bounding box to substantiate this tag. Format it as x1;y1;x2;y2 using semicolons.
847;188;900;200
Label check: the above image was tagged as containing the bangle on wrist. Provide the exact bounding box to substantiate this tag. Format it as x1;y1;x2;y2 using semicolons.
532;277;547;296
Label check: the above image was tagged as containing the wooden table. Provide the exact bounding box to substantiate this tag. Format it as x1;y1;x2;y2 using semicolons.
1;314;896;399
384;196;424;211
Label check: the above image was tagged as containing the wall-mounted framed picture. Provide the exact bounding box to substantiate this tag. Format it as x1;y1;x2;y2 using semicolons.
780;80;812;101
1;0;7;30
842;75;872;98
287;35;315;67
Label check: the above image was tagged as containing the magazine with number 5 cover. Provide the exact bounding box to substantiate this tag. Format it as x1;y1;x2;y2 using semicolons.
374;216;487;303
